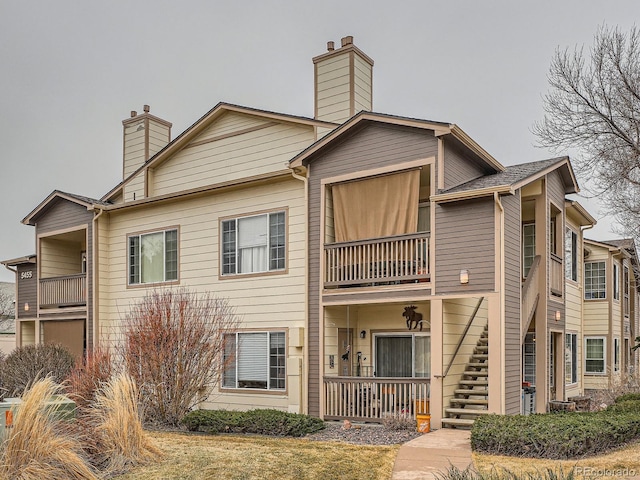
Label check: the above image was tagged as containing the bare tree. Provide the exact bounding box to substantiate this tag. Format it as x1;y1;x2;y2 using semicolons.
0;284;15;330
118;288;239;426
533;25;640;249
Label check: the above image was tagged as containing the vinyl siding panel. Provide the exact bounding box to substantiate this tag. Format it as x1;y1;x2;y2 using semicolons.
306;123;438;416
35;199;93;347
152;121;314;196
98;178;306;412
123;121;146;178
443;139;486;190
148;121;170;158
16;264;37;320
124;173;145;202
435;197;495;294
353;55;372;112
36;200;92;235
316;55;351;123
502;193;521;414
40;238;82;278
442;298;488;413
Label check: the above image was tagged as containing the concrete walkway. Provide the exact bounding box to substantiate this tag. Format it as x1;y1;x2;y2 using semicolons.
392;428;473;480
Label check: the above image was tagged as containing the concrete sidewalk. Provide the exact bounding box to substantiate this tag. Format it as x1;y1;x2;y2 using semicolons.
392;428;472;480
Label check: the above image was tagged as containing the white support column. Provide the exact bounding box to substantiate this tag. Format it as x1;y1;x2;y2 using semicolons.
487;294;505;414
430;299;443;429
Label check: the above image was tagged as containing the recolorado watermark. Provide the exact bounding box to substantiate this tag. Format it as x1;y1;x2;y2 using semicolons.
575;466;637;478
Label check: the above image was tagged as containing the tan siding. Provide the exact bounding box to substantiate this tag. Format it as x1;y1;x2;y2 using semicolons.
435;198;495;294
98;179;306;412
442;298;488;412
151;122;314;196
20;322;35;346
316;54;351;123
148;121;170;158
353;54;372;112
306;123;439;416
40;239;81;277
124;173;145;202
123;121;146;178
502;193;521;414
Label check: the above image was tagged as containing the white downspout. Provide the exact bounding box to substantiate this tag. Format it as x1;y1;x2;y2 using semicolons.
290;167;309;415
91;207;105;353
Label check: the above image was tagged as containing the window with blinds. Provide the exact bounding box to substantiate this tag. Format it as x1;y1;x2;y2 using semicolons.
221;211;285;275
223;332;286;390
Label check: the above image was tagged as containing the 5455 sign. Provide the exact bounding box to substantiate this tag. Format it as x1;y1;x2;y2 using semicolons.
20;271;33;280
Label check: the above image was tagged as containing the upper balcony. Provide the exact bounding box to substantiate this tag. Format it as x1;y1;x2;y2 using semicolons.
323;167;431;290
324;232;430;288
39;229;87;310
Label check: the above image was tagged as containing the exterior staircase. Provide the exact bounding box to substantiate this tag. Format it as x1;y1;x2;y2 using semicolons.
441;324;489;428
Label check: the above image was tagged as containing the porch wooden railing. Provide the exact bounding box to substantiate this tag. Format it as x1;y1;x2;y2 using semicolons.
323;376;430;422
40;273;86;308
521;255;540;342
324;232;430;288
550;253;563;297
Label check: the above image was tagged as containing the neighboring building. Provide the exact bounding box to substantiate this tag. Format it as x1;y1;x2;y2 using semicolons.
582;238;640;392
2;36;640;427
0;281;16;355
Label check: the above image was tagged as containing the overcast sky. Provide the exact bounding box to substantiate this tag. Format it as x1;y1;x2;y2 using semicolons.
1;1;638;283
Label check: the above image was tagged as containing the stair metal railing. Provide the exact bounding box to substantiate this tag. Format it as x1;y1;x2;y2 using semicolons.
440;296;485;379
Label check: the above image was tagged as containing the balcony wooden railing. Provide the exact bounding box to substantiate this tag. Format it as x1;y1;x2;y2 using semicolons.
550;253;563;297
324;232;430;288
323;376;430;422
522;255;540;342
40;273;86;308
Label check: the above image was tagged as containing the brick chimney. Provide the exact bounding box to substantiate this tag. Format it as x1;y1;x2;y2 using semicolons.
313;36;374;124
121;105;172;180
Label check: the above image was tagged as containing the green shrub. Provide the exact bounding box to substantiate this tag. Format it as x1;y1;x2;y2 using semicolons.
615;393;640;403
181;409;325;437
1;343;75;397
607;399;640;414
471;411;640;459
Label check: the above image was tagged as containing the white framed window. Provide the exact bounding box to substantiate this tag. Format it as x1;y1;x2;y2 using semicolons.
614;337;620;373
564;227;577;281
221;211;286;275
128;228;178;285
613;262;620;301
223;331;286;390
584;261;606;300
585;336;606;374
523;332;536;385
565;333;577;384
522;223;536;278
624;265;630;317
374;333;430;378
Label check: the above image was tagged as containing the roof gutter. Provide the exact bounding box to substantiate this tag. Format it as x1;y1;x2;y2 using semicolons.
432;185;513;204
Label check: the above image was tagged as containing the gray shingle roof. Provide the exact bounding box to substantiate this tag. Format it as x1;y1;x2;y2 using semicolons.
441;157;569;194
57;190;111;207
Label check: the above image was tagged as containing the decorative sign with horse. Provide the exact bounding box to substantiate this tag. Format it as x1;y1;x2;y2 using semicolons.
403;305;424;331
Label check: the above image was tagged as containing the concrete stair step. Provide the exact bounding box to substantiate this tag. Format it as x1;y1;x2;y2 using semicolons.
471;354;488;360
459;379;488;386
441;418;475;428
467;362;488;369
474;346;488;353
455;388;489;396
451;398;489;405
445;407;490;416
464;370;488;377
477;338;488;345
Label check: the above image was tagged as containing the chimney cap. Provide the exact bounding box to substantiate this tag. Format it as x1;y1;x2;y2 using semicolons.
327;41;334;51
130;111;137;118
143;104;150;113
341;36;354;47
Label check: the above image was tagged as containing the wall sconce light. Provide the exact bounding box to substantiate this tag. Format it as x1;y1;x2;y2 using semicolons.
360;330;366;339
460;269;469;285
555;310;561;321
23;303;29;312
